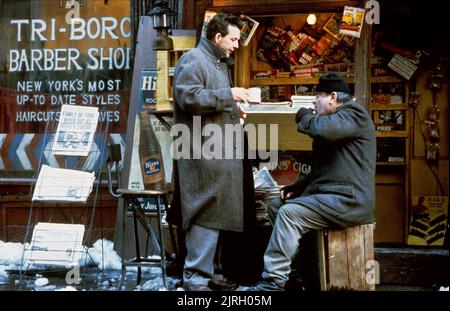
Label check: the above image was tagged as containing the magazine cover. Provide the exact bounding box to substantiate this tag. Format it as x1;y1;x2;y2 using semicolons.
372;110;405;131
201;11;258;47
339;6;365;38
324;14;343;40
52;105;99;156
407;196;448;246
240;15;259;46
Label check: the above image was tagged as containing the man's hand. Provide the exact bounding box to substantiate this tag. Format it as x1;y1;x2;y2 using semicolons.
231;87;249;103
295;108;314;123
280;184;297;201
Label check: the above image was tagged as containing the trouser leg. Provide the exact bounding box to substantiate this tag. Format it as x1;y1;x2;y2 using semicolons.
267;197;284;225
183;224;219;286
261;202;330;289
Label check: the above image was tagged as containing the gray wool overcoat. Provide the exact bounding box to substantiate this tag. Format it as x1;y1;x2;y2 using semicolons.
288;100;377;227
171;37;247;232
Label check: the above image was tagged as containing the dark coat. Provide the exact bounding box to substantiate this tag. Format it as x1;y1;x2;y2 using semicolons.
287;100;376;227
171;37;251;232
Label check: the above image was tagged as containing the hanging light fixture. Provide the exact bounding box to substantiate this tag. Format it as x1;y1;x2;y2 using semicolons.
307;13;317;25
148;0;175;50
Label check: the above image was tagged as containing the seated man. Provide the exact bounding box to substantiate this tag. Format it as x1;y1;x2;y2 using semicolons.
248;73;376;291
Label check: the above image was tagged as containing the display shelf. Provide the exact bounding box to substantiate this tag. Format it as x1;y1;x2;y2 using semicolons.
371;76;403;83
156;32;196;110
250;76;354;86
370;70;411;244
375;131;408;138
376;162;406;166
371;104;408;110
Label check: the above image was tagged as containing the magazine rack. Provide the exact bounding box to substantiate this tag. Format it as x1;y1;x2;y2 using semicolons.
19;107;111;279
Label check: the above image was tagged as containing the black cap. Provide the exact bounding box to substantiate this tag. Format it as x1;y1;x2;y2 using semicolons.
315;73;350;93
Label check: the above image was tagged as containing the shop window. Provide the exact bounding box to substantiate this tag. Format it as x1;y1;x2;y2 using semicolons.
0;0;131;134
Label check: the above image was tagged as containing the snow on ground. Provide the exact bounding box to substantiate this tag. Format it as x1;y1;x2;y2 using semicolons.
82;239;122;270
1;239;178;291
0;240;30;274
0;266;8;283
55;286;77;291
0;241;28;267
0;239;178;290
0;239;124;272
83;239;162;273
141;276;180;291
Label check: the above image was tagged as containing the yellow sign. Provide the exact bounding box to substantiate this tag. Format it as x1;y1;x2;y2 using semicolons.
407;196;448;246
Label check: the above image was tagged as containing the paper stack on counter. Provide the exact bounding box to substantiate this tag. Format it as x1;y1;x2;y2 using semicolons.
291;95;315;110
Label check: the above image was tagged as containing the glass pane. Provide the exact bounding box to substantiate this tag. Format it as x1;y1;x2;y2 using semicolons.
1;0;131;134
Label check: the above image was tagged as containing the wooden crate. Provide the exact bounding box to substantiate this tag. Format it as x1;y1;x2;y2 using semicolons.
318;223;375;291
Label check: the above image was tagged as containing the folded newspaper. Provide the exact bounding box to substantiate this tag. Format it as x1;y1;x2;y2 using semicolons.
52;105;99;157
32;165;95;202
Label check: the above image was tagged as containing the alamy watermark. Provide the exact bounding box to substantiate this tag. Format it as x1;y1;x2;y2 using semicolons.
365;0;381;25
366;259;380;285
65;263;81;285
170;116;279;165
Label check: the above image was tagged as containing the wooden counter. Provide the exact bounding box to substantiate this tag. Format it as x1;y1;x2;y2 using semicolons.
245;110;312;152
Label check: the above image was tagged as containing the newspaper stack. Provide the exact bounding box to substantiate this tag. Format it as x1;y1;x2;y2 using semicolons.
32;165;96;202
24;222;85;267
254;167;281;225
291;95;315;110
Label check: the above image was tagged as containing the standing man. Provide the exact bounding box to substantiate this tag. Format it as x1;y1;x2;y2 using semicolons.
171;13;252;291
247;73;376;290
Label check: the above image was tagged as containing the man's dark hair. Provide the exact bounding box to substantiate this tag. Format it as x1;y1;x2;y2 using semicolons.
205;13;242;41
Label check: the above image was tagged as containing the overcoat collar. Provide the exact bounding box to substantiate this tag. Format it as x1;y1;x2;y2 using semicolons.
198;37;235;66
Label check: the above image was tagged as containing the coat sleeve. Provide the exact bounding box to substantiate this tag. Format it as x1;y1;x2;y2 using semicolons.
297;105;370;141
173;56;234;114
291;173;312;196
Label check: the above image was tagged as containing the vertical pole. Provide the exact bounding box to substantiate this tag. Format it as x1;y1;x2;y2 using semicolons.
156;194;167;289
354;0;371;111
132;202;142;285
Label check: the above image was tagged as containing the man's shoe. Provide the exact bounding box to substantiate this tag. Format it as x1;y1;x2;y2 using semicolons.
182;284;213;291
208;279;238;290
